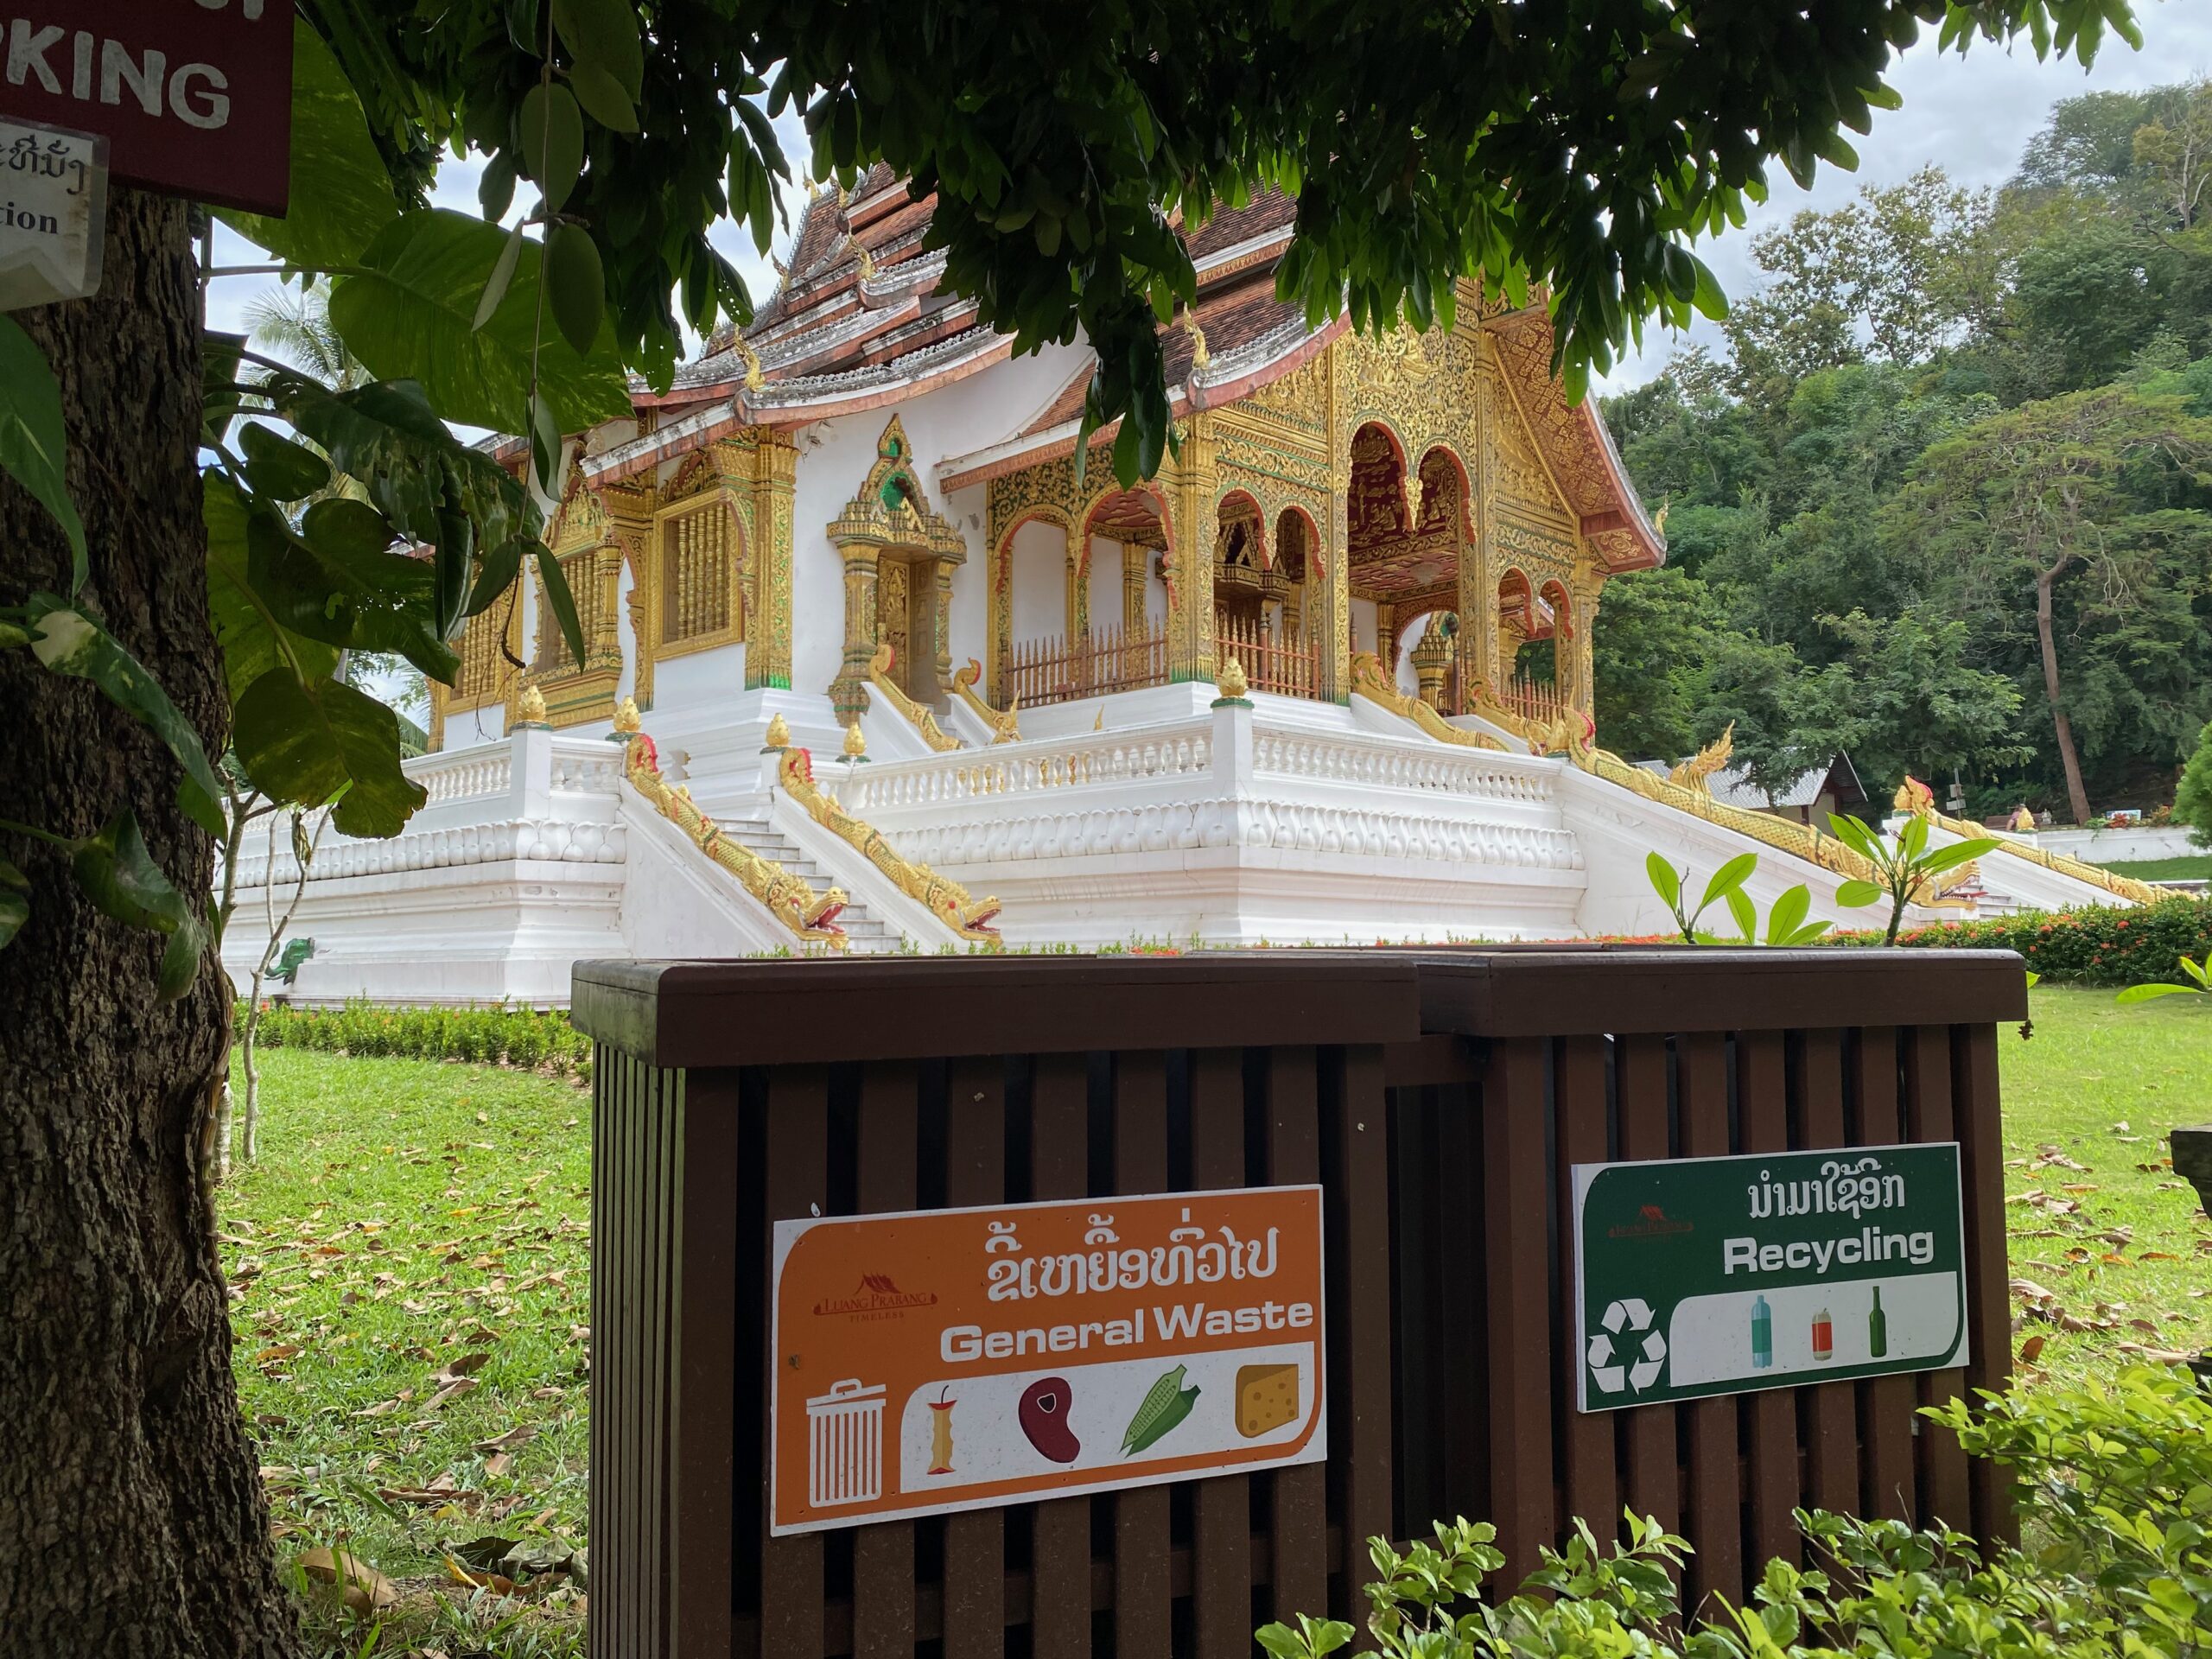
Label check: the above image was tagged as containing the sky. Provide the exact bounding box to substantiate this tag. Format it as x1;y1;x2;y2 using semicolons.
207;3;2212;390
1598;0;2212;391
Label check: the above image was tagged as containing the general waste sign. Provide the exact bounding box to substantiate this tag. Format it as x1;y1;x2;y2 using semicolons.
1572;1142;1967;1412
770;1187;1325;1535
0;2;293;214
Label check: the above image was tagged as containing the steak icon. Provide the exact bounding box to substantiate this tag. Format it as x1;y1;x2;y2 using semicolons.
1017;1376;1080;1464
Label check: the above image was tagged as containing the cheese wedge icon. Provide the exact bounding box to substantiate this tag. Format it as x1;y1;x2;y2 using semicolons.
1234;1363;1300;1438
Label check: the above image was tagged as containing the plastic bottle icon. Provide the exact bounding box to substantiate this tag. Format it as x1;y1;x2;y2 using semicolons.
1750;1294;1773;1369
1811;1307;1834;1362
1868;1286;1889;1358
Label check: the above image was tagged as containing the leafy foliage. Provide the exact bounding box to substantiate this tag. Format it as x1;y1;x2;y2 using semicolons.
1827;810;1998;945
1262;1367;2212;1659
245;1000;593;1075
1834;896;2212;986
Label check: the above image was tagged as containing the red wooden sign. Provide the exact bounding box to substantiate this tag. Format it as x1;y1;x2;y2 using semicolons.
0;1;294;215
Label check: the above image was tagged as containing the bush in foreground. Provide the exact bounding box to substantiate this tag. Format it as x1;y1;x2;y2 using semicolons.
239;1001;592;1076
1262;1366;2211;1659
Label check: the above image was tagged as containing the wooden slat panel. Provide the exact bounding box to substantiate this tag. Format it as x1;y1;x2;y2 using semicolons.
1850;1029;1917;1526
1676;1033;1741;1614
1736;1031;1800;1570
1483;1037;1554;1586
853;1063;919;1659
1190;1049;1255;1659
645;1065;674;1659
1614;1034;1680;1538
588;1052;613;1659
674;1069;741;1659
1795;1030;1859;1516
1332;1046;1394;1611
620;1058;645;1659
1554;1037;1617;1548
944;1055;1009;1659
1112;1051;1173;1657
761;1066;830;1659
1026;1053;1093;1659
1267;1046;1329;1627
1953;1023;2016;1548
1902;1027;1970;1532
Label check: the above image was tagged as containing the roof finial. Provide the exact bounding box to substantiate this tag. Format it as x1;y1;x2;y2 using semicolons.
1182;314;1211;372
735;337;766;393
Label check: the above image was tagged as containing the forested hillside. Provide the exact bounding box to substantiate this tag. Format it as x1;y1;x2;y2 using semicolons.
1597;80;2212;825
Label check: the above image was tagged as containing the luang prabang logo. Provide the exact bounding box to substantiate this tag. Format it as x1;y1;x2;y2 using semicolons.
1606;1201;1694;1242
814;1274;938;1319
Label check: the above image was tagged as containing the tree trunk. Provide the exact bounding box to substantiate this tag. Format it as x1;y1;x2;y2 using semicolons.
2034;562;2093;827
0;191;296;1655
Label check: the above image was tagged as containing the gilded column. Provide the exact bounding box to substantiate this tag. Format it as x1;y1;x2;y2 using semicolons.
1163;415;1219;685
1065;544;1090;643
604;480;655;709
830;537;881;723
934;560;957;696
1319;346;1351;702
1121;540;1147;632
1410;615;1452;709
1462;367;1498;703
747;429;798;689
1572;569;1605;720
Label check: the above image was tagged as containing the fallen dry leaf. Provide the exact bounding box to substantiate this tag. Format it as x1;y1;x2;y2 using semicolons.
2115;1342;2197;1365
474;1424;538;1454
300;1548;398;1615
427;1377;480;1409
2018;1334;2046;1364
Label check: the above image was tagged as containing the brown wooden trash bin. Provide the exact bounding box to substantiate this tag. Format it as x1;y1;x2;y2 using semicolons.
573;947;2024;1659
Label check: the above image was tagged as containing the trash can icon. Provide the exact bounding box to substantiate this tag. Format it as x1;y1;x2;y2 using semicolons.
807;1379;887;1509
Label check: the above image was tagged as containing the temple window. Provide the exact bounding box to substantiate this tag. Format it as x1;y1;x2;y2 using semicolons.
658;495;744;653
535;547;607;673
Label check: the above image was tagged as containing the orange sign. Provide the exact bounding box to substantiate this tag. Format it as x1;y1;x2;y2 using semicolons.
771;1185;1325;1535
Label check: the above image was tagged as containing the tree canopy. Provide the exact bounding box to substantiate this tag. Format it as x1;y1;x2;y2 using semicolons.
1597;73;2212;823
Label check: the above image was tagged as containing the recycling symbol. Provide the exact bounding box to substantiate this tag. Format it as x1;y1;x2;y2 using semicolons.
1586;1298;1667;1395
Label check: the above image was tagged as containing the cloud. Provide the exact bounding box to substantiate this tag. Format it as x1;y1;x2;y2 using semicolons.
1599;2;2212;391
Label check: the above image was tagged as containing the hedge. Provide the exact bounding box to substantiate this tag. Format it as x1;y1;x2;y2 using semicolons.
1832;893;2212;987
238;1001;592;1075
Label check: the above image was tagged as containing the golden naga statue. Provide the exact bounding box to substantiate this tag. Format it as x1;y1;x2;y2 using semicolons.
1894;772;2158;905
2012;804;2037;833
952;658;1021;743
1894;774;1937;815
624;731;849;945
779;746;1001;942
866;641;961;752
1347;650;1505;750
1528;705;1598;760
1667;722;1735;794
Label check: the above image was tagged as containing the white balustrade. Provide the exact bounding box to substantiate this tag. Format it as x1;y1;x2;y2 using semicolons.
1251;728;1554;804
407;743;512;804
846;722;1217;812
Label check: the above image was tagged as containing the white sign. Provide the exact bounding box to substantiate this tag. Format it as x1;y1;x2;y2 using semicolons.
0;118;105;310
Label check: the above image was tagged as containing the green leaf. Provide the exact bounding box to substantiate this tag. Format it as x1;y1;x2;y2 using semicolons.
0;315;87;593
1644;851;1681;908
0;886;24;950
469;535;530;616
207;474;340;702
232;667;428;838
238;422;334;502
553;0;644;97
1834;879;1884;909
2115;982;2201;1004
216;15;397;268
544;223;607;358
1725;887;1756;945
27;596;226;839
1898;811;1929;860
1826;813;1880;859
535;544;587;671
1765;884;1811;946
245;501;460;682
1918;838;1997;874
327;210;631;433
202;330;249;446
474;225;528;333
69;808;207;1002
519;82;585;213
1700;851;1759;909
568;60;639;133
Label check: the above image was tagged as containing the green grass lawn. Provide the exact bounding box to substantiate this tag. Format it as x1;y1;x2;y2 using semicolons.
1997;985;2212;1387
2096;854;2212;880
220;1047;593;1655
221;986;2212;1652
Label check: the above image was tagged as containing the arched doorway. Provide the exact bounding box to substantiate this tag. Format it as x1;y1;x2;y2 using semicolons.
1003;487;1170;706
1348;424;1472;711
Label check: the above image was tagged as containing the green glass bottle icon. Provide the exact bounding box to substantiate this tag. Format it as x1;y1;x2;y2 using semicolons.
1751;1294;1773;1369
1868;1286;1889;1358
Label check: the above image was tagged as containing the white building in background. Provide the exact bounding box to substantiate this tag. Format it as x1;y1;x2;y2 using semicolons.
225;177;2151;1005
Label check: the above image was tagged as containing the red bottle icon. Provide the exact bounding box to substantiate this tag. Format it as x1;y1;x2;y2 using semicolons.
1810;1307;1834;1362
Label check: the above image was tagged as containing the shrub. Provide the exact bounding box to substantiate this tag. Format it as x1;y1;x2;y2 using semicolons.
1260;1367;2210;1659
242;1000;592;1076
1831;896;2212;988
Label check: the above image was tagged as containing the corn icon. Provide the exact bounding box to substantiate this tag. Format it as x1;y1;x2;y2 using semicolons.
1120;1363;1200;1457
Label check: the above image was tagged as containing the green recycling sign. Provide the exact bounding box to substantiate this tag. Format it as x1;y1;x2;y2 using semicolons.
1572;1142;1968;1412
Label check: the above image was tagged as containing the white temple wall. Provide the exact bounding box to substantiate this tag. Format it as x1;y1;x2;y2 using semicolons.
1351;595;1378;658
784;343;1087;704
1088;535;1122;630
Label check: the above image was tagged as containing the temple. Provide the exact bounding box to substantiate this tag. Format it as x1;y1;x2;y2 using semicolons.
224;176;2150;1004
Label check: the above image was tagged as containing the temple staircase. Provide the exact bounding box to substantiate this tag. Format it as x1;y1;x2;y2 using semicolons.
710;815;901;951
